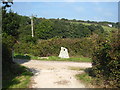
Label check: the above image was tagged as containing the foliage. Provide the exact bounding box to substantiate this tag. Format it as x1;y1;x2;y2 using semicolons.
2;62;33;88
2;9;20;38
2;33;15;64
16;16;107;41
35;19;54;39
92;30;120;88
2;2;20;63
2;5;18;65
14;38;96;57
2;2;119;88
2;43;13;64
2;33;15;48
2;1;32;88
14;53;31;60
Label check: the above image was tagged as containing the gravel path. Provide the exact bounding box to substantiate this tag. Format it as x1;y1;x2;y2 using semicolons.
14;59;92;88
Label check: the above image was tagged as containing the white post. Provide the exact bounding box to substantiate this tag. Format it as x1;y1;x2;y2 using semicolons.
31;15;34;37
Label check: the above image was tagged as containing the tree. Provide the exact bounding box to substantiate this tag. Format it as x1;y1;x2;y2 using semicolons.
35;19;54;39
2;0;13;9
2;0;20;63
2;9;20;38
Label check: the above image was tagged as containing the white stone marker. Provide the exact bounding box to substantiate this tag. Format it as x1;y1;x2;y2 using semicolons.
59;47;69;58
108;24;112;27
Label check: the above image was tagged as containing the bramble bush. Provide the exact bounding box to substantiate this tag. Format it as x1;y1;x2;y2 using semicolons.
92;30;120;88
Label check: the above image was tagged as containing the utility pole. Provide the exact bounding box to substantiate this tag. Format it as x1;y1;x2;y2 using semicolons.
31;15;34;37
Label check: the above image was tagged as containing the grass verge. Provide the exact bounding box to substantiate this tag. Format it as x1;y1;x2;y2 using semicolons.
75;68;95;88
14;53;92;62
75;68;116;88
2;62;33;88
76;73;93;84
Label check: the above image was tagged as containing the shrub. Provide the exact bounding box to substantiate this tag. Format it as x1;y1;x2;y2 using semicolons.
14;38;95;57
92;30;120;88
2;33;15;63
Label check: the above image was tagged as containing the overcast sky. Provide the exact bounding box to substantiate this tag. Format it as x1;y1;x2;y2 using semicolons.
10;1;118;22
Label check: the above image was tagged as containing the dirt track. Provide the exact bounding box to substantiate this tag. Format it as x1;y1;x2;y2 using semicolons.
14;59;92;88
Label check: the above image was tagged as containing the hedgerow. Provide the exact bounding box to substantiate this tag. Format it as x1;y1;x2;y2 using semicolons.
14;37;95;57
92;30;120;88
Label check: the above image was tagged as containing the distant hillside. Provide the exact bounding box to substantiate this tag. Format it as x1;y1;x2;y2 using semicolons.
17;15;119;42
70;21;118;32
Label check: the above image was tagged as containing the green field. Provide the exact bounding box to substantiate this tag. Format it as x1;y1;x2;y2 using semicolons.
71;21;118;32
102;26;117;32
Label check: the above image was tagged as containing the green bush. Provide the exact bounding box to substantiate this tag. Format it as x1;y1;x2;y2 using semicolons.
2;33;15;63
14;38;95;57
2;43;12;63
92;30;120;88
